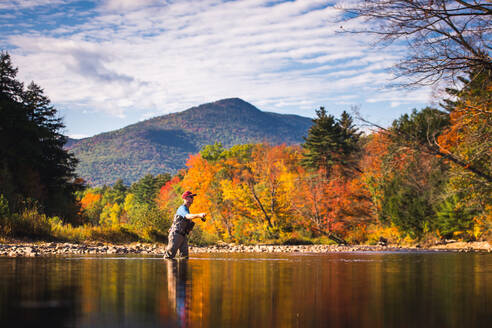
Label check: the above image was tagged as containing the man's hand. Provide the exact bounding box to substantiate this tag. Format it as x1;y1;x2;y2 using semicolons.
200;213;207;222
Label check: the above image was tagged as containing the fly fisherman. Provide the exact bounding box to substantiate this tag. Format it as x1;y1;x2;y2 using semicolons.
164;191;206;259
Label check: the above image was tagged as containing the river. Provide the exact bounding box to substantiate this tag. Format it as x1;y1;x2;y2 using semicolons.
0;251;490;327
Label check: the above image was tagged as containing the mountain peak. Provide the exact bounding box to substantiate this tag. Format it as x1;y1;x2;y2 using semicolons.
212;97;249;105
188;97;260;113
68;98;312;186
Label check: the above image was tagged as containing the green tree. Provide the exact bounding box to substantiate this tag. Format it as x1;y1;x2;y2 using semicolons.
104;179;128;205
154;173;171;191
0;52;82;219
201;142;226;161
130;173;170;207
380;165;444;240
302;107;360;177
374;108;450;239
337;110;362;175
0;51;23;98
435;194;478;240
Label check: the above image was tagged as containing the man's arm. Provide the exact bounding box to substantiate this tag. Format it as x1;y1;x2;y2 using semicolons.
185;213;207;221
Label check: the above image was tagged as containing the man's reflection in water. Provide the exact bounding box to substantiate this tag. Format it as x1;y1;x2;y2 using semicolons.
167;260;191;327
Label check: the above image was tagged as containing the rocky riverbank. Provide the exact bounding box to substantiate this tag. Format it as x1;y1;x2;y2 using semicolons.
0;241;490;257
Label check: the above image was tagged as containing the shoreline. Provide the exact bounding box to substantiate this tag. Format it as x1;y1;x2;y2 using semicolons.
0;241;490;257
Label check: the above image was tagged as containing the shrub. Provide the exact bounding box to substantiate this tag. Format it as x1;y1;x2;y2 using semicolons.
6;208;52;239
88;225;139;243
140;226;168;243
188;225;219;246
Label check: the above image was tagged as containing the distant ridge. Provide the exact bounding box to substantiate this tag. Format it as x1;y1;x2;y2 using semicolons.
67;98;312;186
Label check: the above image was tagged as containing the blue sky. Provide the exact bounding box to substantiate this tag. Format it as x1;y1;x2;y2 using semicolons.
1;0;432;138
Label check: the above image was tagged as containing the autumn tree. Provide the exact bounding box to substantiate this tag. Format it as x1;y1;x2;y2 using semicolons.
362;109;451;240
436;69;491;238
80;191;104;225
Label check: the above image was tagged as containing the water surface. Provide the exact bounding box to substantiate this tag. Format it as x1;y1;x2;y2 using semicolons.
0;252;491;327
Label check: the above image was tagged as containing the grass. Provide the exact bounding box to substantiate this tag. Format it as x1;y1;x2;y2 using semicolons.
1;210;167;244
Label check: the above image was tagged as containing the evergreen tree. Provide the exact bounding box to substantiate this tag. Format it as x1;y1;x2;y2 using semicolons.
0;51;23;99
22;82;62;130
0;51;82;219
381;174;435;240
435;194;478;240
102;179;128;205
390;107;450;147
374;108;451;240
155;173;171;191
337;110;362;174
302;107;361;177
130;174;159;206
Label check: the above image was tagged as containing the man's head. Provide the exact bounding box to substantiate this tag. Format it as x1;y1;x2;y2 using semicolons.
181;191;197;206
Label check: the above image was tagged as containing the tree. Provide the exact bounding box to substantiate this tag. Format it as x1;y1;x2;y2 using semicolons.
200;142;226;161
130;173;170;207
0;52;82;219
435;194;478;239
362;109;451;239
359;105;492;182
104;179;128;205
437;70;491;183
337;110;363;175
302;108;361;178
339;0;492;86
22;82;62;130
437;69;491;235
0;51;23;99
381;173;436;240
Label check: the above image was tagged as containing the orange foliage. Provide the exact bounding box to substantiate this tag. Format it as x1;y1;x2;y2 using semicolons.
156;143;376;242
80;192;102;209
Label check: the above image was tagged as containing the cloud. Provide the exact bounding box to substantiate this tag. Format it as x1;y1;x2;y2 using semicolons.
100;0;160;12
67;133;89;139
0;0;67;10
68;48;135;83
3;0;431;135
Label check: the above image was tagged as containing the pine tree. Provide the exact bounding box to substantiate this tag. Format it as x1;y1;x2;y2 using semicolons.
337;111;362;174
0;51;23;100
22;82;62;130
0;52;82;219
130;174;159;206
302;107;361;177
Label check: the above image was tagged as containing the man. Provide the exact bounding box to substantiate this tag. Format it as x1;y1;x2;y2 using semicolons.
164;191;207;259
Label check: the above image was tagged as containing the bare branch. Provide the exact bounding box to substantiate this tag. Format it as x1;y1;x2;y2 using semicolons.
338;0;492;87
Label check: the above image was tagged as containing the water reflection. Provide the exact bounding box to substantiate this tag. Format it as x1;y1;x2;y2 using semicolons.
0;253;490;328
167;260;191;327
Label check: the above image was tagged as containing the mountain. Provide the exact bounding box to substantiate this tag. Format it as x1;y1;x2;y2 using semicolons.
65;137;80;148
67;98;312;186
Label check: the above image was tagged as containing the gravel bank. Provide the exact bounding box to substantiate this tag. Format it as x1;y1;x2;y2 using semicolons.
0;241;490;257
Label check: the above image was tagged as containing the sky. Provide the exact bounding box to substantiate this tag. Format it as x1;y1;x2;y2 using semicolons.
1;0;433;139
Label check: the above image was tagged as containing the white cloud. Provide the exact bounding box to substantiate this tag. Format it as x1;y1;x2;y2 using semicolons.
101;0;160;12
68;133;89;139
0;0;67;10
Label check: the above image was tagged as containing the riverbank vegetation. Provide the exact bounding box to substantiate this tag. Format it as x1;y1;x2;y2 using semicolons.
1;0;491;247
1;61;489;245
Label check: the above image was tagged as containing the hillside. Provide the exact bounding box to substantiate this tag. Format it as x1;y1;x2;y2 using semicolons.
67;98;312;186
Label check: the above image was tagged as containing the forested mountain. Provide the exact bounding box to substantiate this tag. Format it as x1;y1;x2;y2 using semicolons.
67;98;312;186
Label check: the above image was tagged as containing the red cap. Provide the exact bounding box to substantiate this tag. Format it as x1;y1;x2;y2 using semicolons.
182;191;197;199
